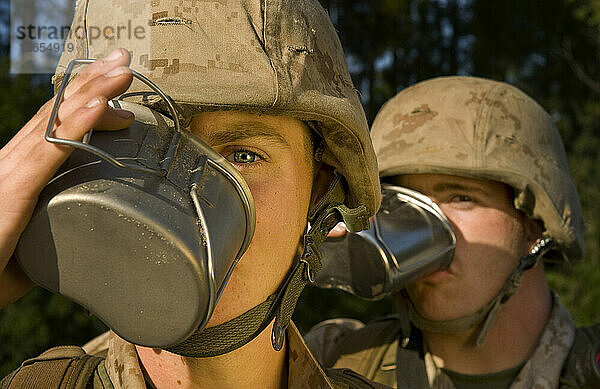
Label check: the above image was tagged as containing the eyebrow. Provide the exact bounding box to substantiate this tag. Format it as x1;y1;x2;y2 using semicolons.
432;182;488;195
205;122;290;148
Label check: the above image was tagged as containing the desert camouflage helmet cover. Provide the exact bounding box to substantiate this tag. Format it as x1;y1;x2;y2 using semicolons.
372;76;584;262
53;0;380;216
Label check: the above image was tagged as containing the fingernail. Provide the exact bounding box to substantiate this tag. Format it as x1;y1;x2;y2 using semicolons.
114;109;133;119
105;66;129;77
86;97;102;108
104;49;123;61
331;222;348;234
333;222;348;232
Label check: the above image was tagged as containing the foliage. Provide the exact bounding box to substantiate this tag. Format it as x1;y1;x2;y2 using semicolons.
0;59;52;146
0;289;107;377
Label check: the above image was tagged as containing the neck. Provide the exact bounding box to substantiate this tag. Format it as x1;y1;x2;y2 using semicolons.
136;320;288;389
422;267;552;374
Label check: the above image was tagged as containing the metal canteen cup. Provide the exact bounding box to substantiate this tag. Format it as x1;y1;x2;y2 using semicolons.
15;59;256;348
315;184;455;300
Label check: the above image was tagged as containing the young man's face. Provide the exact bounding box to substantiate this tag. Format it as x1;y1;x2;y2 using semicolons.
189;111;316;326
391;174;538;322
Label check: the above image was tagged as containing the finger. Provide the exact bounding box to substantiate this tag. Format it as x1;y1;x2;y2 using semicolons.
0;98;107;273
2;96;109;193
94;107;135;130
57;66;133;124
3;55;133;159
63;48;131;100
328;222;349;238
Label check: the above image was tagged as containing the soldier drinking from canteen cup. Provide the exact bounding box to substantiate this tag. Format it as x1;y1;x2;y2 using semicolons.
307;76;600;389
0;1;389;388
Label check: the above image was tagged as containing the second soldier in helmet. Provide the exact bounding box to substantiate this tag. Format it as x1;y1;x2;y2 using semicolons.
307;76;598;388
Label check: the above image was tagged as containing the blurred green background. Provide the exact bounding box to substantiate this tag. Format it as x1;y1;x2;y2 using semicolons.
2;0;600;377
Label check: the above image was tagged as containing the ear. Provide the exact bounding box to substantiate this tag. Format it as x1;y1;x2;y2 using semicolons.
308;163;336;217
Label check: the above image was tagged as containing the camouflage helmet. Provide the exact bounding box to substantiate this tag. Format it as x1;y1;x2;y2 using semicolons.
372;76;584;262
53;0;380;216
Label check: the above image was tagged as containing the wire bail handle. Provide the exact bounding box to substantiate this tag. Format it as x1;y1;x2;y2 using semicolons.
46;58;182;177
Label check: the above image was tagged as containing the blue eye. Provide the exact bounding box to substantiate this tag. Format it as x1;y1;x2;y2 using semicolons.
229;150;260;164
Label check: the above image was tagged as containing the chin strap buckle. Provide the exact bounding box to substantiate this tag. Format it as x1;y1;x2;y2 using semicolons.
268;174;372;351
520;237;555;271
271;321;286;351
300;258;315;283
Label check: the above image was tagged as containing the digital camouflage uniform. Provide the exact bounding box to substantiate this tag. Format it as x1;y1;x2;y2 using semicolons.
306;291;576;389
1;323;393;389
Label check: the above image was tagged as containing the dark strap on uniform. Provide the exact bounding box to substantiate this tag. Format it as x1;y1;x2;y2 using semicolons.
166;174;369;357
395;328;429;388
323;316;430;388
327;316;403;382
166;294;278;357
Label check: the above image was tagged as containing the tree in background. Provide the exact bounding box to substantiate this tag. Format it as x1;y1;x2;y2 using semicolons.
1;0;600;376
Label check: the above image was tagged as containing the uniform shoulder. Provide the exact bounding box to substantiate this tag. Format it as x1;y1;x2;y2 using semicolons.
304;318;366;367
82;331;111;358
304;315;402;368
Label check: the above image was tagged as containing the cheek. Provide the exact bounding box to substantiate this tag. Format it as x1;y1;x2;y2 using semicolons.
252;180;305;248
447;208;526;278
207;159;314;326
446;208;519;247
252;161;312;231
237;159;314;287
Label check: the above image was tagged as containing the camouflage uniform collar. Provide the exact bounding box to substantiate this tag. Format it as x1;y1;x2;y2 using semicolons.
86;321;334;388
508;291;575;389
287;322;337;389
424;290;576;389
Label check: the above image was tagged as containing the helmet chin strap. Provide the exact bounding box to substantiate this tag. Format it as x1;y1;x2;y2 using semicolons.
405;238;555;347
166;173;369;357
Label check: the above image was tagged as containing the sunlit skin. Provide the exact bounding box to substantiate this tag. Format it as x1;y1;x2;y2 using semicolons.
135;111;325;389
389;174;552;374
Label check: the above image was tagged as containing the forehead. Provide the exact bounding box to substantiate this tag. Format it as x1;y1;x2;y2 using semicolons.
391;173;513;198
188;111;309;147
